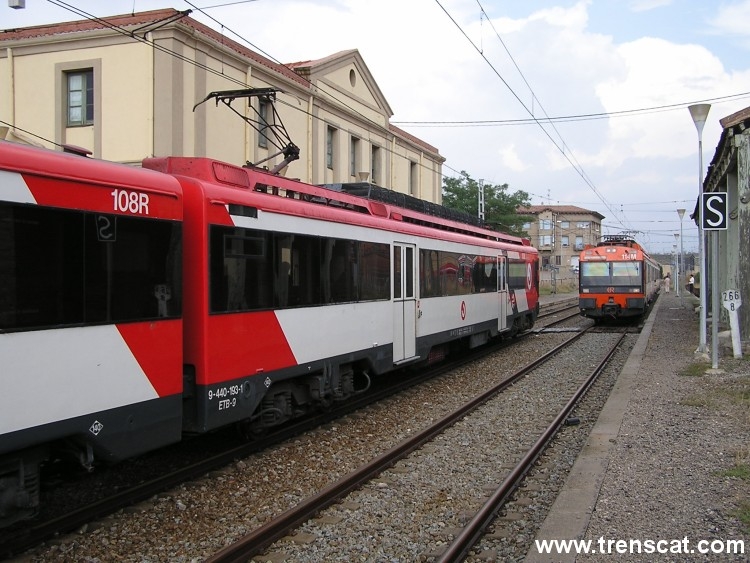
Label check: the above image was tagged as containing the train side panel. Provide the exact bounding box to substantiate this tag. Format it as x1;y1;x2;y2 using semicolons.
164;157;539;433
0;142;184;525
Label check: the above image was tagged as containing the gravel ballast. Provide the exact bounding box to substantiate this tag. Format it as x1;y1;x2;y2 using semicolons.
14;292;750;562
529;292;750;562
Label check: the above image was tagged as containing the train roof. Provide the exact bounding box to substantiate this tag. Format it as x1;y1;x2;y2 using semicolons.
586;234;647;252
580;234;658;264
144;156;535;251
0;140;180;193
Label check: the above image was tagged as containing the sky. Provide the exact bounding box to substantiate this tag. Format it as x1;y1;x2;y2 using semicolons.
4;0;750;253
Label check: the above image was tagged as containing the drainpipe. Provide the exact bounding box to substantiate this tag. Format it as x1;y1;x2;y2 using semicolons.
7;47;15;127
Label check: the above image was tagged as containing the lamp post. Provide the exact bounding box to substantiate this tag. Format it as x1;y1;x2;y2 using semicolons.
677;208;685;304
688;104;710;355
674;232;681;300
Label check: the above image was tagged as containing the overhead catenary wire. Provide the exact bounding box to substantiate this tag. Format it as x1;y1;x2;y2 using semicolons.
11;1;727;249
433;0;634;235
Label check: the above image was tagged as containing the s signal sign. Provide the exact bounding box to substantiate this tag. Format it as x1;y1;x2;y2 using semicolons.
701;192;728;231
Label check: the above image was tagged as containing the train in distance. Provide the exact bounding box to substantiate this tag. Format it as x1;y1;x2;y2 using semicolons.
578;234;662;322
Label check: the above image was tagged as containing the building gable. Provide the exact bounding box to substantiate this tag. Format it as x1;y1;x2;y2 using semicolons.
288;49;392;128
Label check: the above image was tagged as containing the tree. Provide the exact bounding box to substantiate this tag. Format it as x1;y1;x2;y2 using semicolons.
442;171;531;237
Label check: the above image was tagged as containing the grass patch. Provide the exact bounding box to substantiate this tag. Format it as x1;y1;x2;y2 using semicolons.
733;502;750;531
726;387;750;408
680;394;711;407
679;362;708;377
722;464;750;480
539;285;576;296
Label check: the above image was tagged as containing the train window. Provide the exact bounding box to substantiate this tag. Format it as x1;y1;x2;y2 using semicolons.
612;262;641;285
580;262;609;286
224;234;265;258
359;242;390;301
418;250;498;297
438;252;459;296
288;235;321;307
508;260;527;290
88;215;182;322
393;246;401;299
323;239;357;303
419;249;440;298
227;204;258;218
211;227;390;313
405;247;414;298
210;226;273;312
0;203;182;331
473;259;498;293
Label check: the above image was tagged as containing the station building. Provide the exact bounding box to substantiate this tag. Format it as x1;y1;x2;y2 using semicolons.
701;105;750;345
0;8;444;203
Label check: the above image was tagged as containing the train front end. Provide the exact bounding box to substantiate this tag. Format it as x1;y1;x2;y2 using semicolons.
578;237;650;321
0;142;184;527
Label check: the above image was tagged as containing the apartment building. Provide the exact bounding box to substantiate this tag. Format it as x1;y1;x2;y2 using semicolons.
0;9;444;201
518;204;604;278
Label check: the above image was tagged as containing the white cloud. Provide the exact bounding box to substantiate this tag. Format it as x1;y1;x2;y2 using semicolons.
498;143;527;172
709;0;750;36
628;0;673;12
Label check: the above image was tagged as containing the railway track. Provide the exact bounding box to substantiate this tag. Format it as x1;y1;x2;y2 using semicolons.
0;300;584;558
204;326;629;562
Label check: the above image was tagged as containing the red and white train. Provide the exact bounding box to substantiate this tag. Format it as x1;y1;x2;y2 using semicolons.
0;140;539;527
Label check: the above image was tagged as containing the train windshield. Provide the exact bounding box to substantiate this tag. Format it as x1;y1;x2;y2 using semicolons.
581;261;641;286
611;261;641;285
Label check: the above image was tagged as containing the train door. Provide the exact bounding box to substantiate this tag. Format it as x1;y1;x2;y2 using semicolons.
393;243;417;364
498;254;508;332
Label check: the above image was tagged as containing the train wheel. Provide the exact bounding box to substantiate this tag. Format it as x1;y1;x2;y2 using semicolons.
508;319;520;338
236;419;267;441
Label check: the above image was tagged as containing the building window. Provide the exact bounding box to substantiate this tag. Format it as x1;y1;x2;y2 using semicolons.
539;219;552;230
371;145;380;184
326;126;336;170
576;221;590;228
575;236;584;250
561;235;569;247
522;222;531;230
66;69;94;127
258;100;270;149
350;136;359;177
559;220;570;229
409;161;418;195
539;235;552;246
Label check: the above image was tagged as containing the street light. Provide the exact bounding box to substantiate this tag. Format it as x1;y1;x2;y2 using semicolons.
677;208;685;304
674;232;681;299
688;103;710;356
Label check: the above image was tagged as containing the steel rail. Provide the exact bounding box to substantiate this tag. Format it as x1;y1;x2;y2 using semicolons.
0;301;576;558
206;329;589;563
436;330;628;562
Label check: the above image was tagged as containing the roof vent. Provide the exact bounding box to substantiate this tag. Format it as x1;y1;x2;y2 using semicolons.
62;144;92;157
